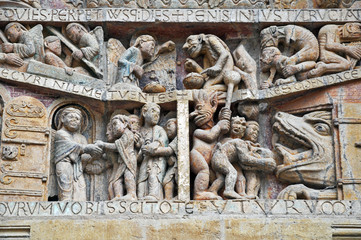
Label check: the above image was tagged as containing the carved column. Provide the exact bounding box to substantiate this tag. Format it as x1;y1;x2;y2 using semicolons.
177;97;190;201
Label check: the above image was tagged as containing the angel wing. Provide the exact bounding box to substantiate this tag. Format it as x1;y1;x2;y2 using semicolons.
29;24;45;62
106;38;125;85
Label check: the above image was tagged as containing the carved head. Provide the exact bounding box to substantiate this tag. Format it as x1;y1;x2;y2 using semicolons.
183;34;205;58
244;121;259;143
341;23;361;41
230;116;246;139
129;114;141;133
110;114;129;139
190;90;217;128
260;47;281;72
5;22;26;43
237;102;259;121
273;111;335;188
165;118;177;140
133;35;156;61
106;121;114;142
260;26;285;49
66;23;87;44
59;107;83;133
140;103;161;127
44;36;62;56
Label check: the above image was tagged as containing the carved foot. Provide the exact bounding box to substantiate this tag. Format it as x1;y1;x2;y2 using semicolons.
142;195;158;201
223;190;243;199
308;62;327;78
117;194;137;201
274;76;296;86
282;65;299;78
194;191;222;200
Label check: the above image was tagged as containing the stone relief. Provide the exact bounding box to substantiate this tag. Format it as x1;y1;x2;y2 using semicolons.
96;114;138;201
183;34;255;93
189;90;231;200
273;111;337;200
110;35;175;92
0;8;360;204
53;107;102;201
308;23;361;78
260;25;319;88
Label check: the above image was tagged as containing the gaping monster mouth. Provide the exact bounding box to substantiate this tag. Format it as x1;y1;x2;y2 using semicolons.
272;120;313;166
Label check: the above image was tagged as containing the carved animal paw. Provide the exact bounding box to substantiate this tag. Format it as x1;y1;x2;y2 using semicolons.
261;81;273;89
277;184;315;200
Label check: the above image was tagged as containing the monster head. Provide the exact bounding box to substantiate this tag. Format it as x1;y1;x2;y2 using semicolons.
272;111;335;188
190;90;217;128
183;34;205;59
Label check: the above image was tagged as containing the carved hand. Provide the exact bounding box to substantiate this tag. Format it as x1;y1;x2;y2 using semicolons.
218;119;230;134
94;140;105;149
347;45;361;60
133;64;144;79
158;41;176;54
72;50;84;60
84;144;103;157
184;58;202;73
5;53;23;67
2;43;14;53
219;107;231;121
201;66;222;78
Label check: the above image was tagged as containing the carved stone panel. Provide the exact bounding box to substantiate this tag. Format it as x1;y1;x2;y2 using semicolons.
337;102;361;200
0;96;49;201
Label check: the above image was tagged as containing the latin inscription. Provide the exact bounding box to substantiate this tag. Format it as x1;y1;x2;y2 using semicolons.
0;68;104;100
0;200;359;217
1;8;361;23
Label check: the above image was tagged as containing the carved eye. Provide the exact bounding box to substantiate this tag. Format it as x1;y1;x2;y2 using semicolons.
314;123;330;136
196;105;203;111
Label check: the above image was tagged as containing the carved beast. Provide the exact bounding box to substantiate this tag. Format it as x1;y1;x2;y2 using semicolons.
273;111;337;200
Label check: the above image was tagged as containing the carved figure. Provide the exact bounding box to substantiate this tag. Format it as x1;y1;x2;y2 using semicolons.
3;22;44;62
260;47;297;87
54;107;102;201
44;36;74;75
190;90;231;200
96;115;137;200
273;111;337;200
65;23;100;64
112;35;175;92
137;103;168;200
243;121;261;198
308;23;361;78
260;25;319;86
116;35;155;91
210;117;275;199
161;118;178;200
183;34;236;92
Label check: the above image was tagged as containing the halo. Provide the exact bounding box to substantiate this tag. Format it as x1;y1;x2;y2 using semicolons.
54;105;89;133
